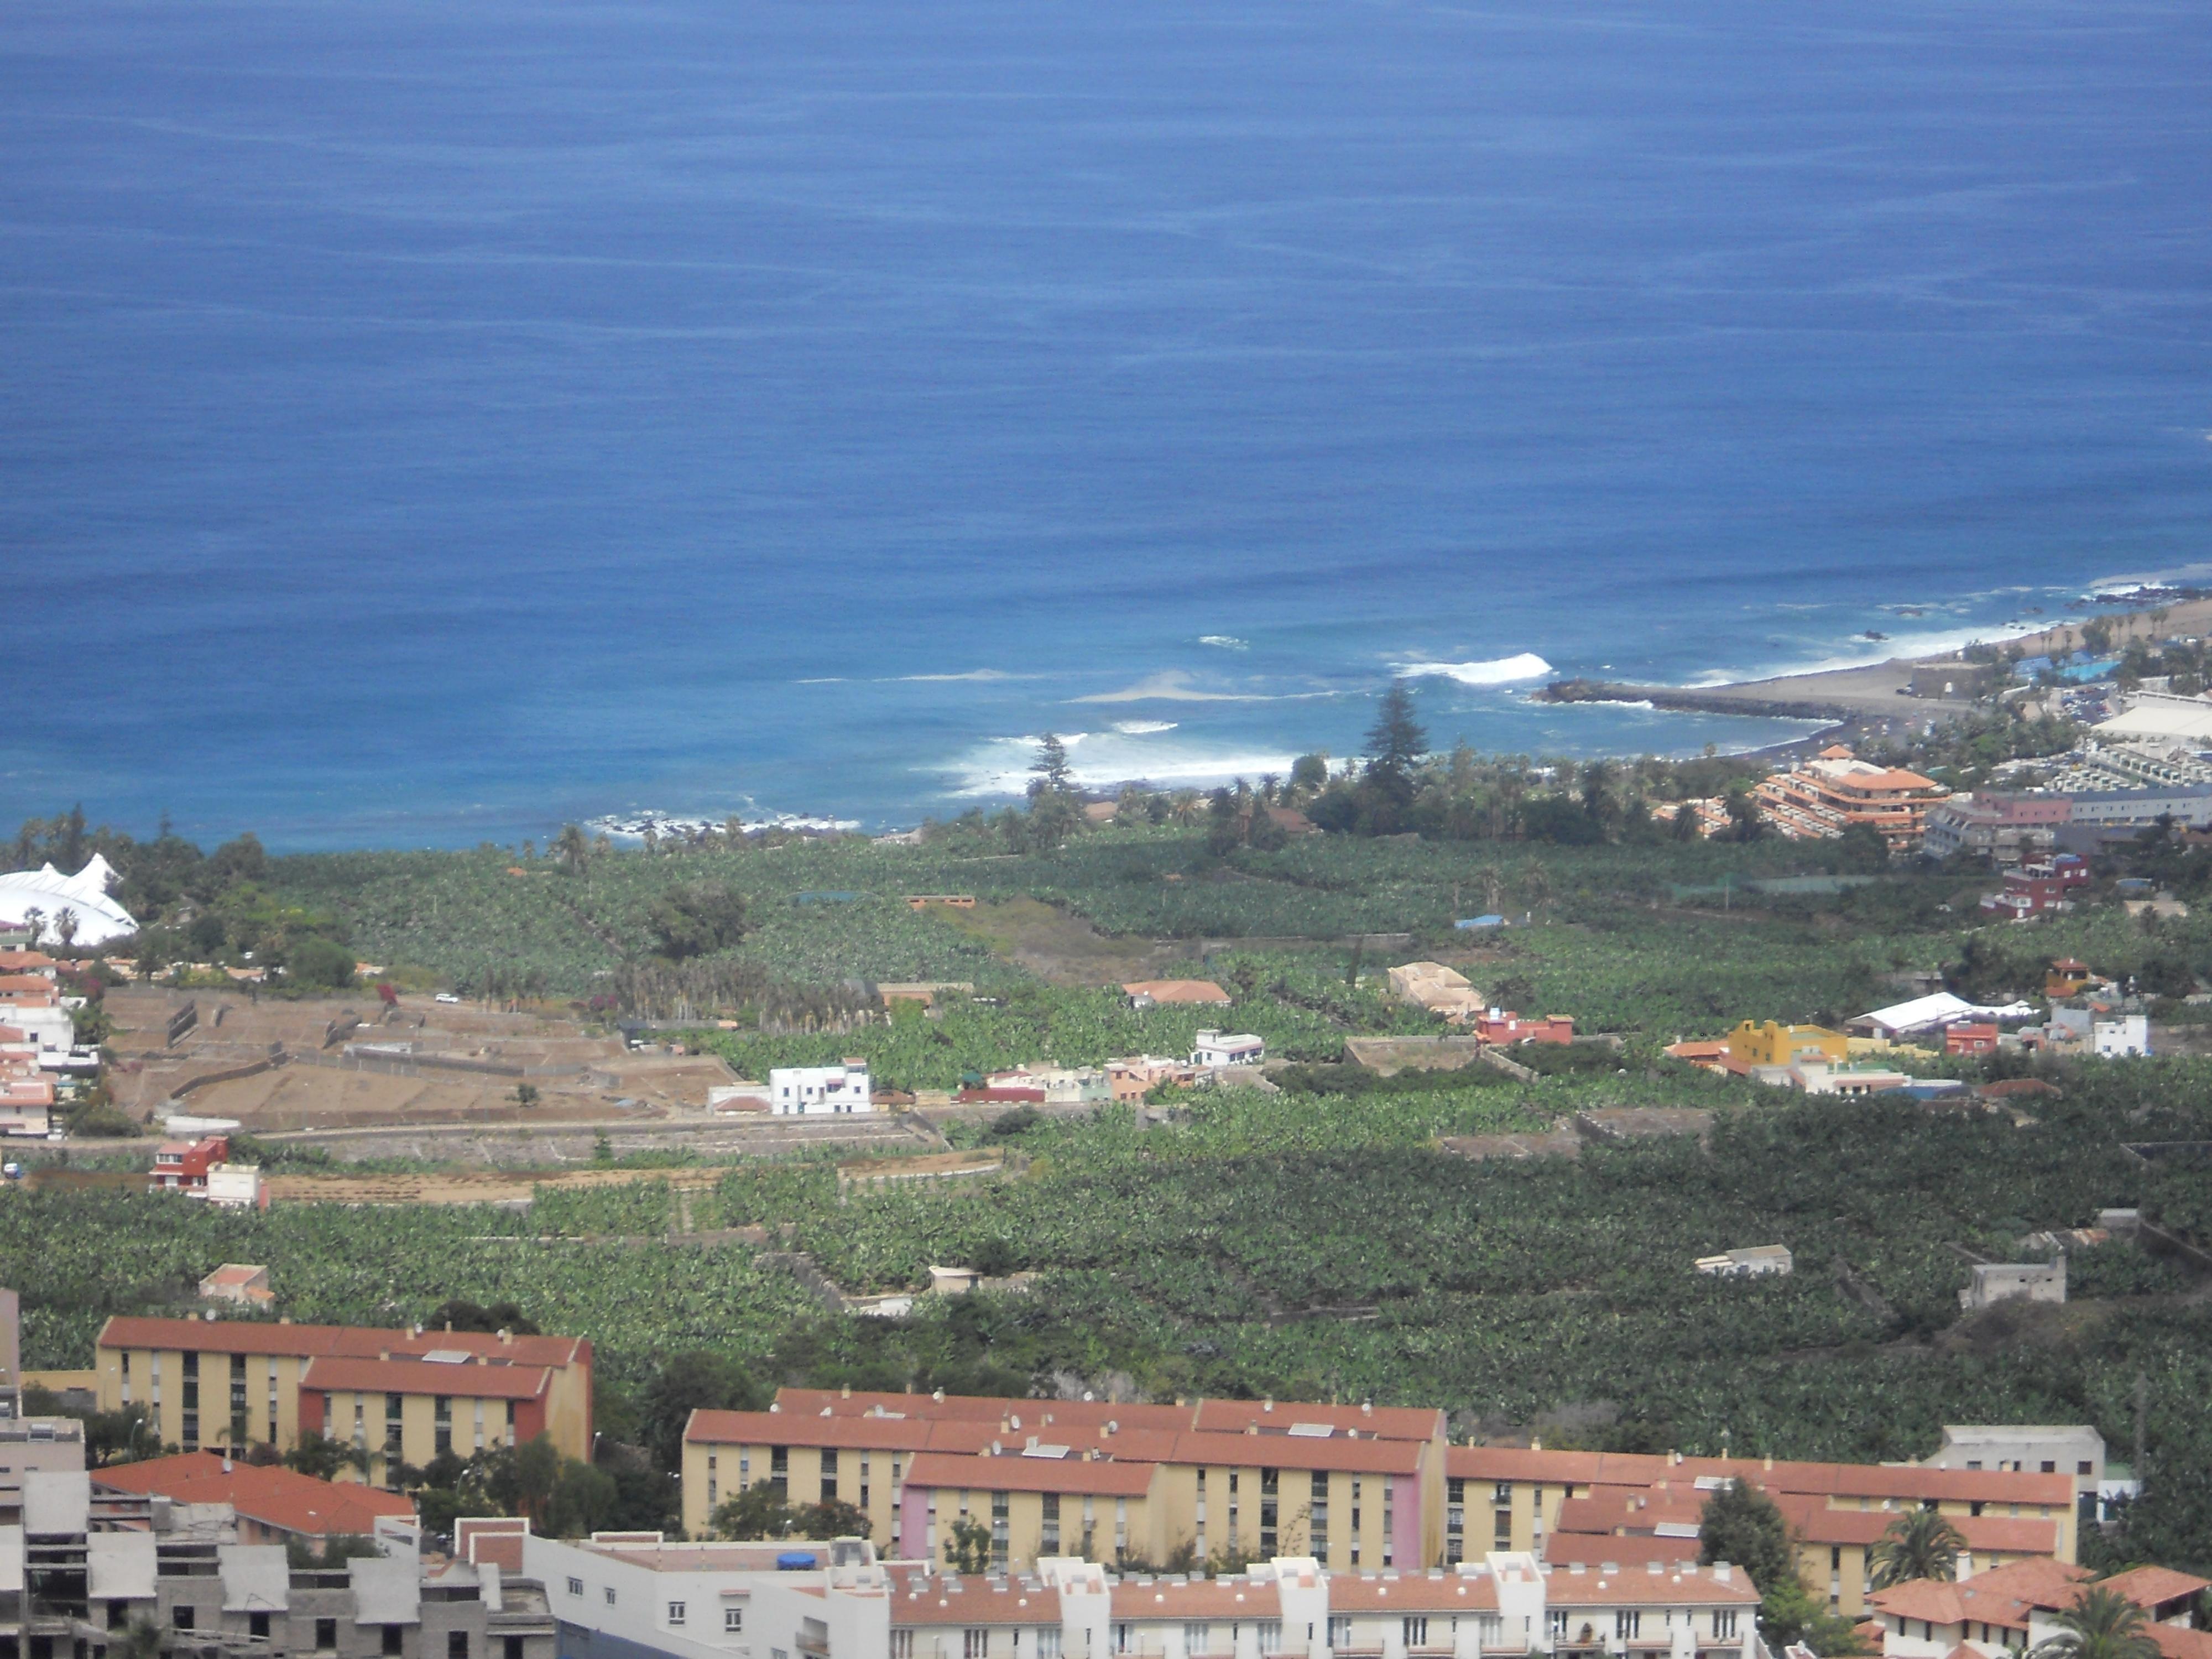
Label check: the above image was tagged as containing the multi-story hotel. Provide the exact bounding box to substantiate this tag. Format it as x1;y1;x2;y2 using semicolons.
94;1316;593;1479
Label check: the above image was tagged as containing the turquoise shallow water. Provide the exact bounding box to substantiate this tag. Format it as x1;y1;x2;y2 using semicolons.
2;0;2208;847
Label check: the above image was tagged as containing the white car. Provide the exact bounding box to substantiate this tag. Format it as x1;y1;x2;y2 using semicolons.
435;992;462;1004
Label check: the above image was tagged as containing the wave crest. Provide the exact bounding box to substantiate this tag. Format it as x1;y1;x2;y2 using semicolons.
1395;651;1554;686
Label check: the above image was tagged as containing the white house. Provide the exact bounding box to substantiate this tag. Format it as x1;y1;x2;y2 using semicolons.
1191;1030;1265;1068
2094;1014;2150;1058
768;1060;874;1115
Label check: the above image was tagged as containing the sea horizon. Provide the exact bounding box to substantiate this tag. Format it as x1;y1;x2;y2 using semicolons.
6;0;2209;852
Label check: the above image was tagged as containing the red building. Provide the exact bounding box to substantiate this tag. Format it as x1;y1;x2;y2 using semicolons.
1473;1010;1575;1045
150;1135;230;1194
1945;1021;2000;1057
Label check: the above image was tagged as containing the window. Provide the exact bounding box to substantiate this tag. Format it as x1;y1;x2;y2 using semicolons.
667;1602;687;1627
1966;1460;1983;1470
1041;1491;1060;1554
890;1636;914;1659
435;1395;453;1455
1261;1467;1279;1553
1714;1611;1739;1640
604;1587;617;1606
383;1626;403;1657
1112;1624;1134;1655
1256;1623;1281;1654
1480;1616;1503;1647
821;1447;839;1503
1550;1611;1569;1639
1328;1616;1352;1649
1183;1628;1211;1656
992;1491;1010;1571
181;1411;199;1451
108;1602;129;1631
505;1640;525;1659
250;1613;271;1639
316;1621;337;1651
566;1579;583;1599
1618;1611;1641;1639
448;1633;468;1659
1495;1507;1513;1545
2077;1461;2093;1477
724;1609;745;1634
1494;1481;1513;1504
2041;1461;2056;1474
1036;1631;1061;1659
231;1355;249;1447
771;1446;789;1494
962;1630;989;1659
173;1609;196;1632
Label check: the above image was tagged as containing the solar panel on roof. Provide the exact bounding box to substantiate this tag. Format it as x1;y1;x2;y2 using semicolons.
1287;1422;1336;1438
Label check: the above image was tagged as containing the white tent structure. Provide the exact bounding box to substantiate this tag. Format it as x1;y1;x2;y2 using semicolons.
0;854;139;947
1849;990;2039;1039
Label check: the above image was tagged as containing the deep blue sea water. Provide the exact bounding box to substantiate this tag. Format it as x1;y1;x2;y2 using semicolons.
3;0;2209;848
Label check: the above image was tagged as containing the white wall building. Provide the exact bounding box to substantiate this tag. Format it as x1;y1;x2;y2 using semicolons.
2094;1014;2150;1058
1191;1030;1265;1067
768;1061;873;1115
1920;1426;2121;1520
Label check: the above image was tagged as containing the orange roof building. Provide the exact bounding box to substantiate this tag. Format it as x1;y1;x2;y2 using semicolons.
1448;1445;2074;1619
95;1316;592;1477
1120;979;1233;1006
1755;749;1950;853
91;1450;415;1542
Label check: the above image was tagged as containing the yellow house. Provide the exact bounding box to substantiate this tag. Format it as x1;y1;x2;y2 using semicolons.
1725;1020;1848;1069
95;1316;593;1480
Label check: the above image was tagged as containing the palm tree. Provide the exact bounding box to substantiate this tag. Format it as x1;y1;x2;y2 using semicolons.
554;823;590;878
2030;1587;2161;1659
54;908;78;951
1867;1506;1968;1589
20;907;41;946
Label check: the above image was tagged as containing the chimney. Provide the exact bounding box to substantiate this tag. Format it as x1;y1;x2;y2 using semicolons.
1362;1401;1372;1416
497;1329;511;1344
933;1389;945;1404
221;1457;233;1474
279;1316;292;1325
1262;1399;1274;1413
841;1384;852;1399
379;1350;390;1361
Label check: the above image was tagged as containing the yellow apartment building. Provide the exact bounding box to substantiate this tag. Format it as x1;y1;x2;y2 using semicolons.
1446;1447;2075;1619
684;1387;1453;1572
95;1316;592;1480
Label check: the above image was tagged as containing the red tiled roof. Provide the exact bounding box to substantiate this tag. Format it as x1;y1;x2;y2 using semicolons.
1445;1447;2073;1508
1191;1399;1442;1444
1545;1538;1706;1571
769;1387;1193;1434
2098;1567;2212;1610
889;1574;1062;1629
1766;1492;2058;1554
1545;1566;1758;1607
299;1356;551;1399
1168;1430;1422;1476
1326;1572;1502;1612
685;1410;998;1455
1120;980;1233;1004
1109;1577;1284;1619
97;1316;587;1369
899;1451;1160;1497
91;1452;414;1536
1869;1556;2092;1629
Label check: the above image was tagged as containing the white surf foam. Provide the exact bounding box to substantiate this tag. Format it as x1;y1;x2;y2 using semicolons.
1112;720;1178;734
945;733;1298;797
1199;635;1250;650
1394;651;1555;686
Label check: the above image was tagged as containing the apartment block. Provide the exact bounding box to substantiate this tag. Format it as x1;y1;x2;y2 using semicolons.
1446;1447;2074;1620
685;1388;1446;1577
94;1319;592;1477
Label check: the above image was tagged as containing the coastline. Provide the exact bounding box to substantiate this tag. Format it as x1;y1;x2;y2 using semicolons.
1536;593;2212;757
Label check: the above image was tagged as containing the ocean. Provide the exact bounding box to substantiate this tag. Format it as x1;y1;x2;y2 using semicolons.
3;0;2208;849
